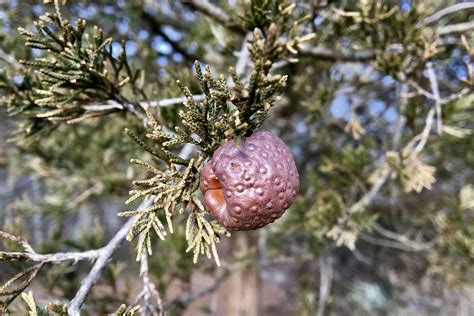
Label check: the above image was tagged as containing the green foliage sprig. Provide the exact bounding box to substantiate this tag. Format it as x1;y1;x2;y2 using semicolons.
0;263;44;312
332;1;436;77
429;185;474;284
241;1;316;63
1;4;148;143
20;291;69;316
113;304;140;316
122;24;292;265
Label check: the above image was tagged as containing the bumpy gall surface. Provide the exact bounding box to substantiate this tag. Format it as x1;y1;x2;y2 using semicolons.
200;130;299;230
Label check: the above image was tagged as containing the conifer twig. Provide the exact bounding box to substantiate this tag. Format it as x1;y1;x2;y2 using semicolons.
0;247;101;263
163;271;229;310
183;0;246;35
111;93;149;126
67;202;151;316
137;250;163;316
335;94;439;242
68;214;143;315
1;148;195;312
409;108;436;155
297;44;375;61
425;2;474;24
438;21;474;35
0;48;23;70
372;223;435;250
68;144;195;315
406;81;470;108
360;232;435;252
140;9;199;62
336;87;413;225
235;33;251;77
426;62;443;135
316;254;333;316
83;95;206;111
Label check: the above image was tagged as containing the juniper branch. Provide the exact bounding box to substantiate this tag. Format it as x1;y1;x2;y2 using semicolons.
360;232;435;252
426;62;443;135
316;254;334;316
140;10;199;62
335;79;439;233
137;250;164;316
425;2;474;24
68;198;152;316
69;143;195;315
0;263;43;312
163;271;229;310
372;223;435;250
183;0;246;36
297;44;375;62
83;95;206;111
0;248;100;263
0;48;24;71
124;8;302;266
5;5;153;138
438;21;474;35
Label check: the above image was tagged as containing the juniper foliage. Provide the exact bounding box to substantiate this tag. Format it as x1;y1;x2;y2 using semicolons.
121;19;300;264
1;4;148;144
0;0;473;314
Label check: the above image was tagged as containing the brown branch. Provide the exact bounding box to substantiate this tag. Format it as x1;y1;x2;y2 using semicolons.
438;21;474;35
137;250;164;316
140;10;199;62
316;254;333;316
111;93;149;126
148;95;205;108
425;2;474;24
142;2;192;32
0;249;100;263
1;142;197;313
426;62;443;135
0;263;44;311
184;0;376;63
0;230;34;254
234;33;251;77
183;1;473;64
183;0;246;36
83;95;206;112
0;49;24;71
360;231;435;252
297;44;375;62
68;143;195;315
67;198;153;316
372;223;435;250
163;271;229;310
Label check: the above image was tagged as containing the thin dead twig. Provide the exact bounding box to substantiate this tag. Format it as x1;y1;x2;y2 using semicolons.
426;62;443;135
425;3;474;24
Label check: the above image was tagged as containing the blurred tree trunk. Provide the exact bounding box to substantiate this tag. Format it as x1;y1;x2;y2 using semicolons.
213;232;260;316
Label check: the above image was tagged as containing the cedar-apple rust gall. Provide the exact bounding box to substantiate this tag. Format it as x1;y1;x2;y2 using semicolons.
200;130;299;230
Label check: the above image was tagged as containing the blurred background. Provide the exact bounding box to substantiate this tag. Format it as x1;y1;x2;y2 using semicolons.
0;0;473;315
